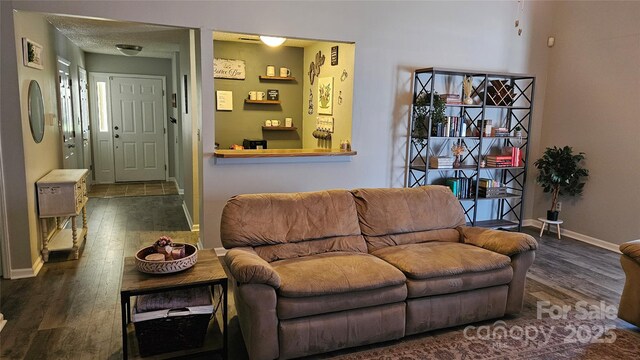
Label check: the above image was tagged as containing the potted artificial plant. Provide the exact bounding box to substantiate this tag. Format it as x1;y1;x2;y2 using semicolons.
413;92;445;141
534;146;589;221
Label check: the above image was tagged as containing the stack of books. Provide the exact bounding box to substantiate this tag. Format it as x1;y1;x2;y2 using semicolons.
440;93;461;105
486;155;513;167
491;127;510;137
446;177;474;199
429;156;455;169
478;178;507;198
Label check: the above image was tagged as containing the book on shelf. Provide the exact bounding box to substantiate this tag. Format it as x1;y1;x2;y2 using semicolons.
434;117;468;137
478;178;508;198
429;156;454;169
446;177;474;199
491;127;510;137
440;94;461;104
486;154;513;167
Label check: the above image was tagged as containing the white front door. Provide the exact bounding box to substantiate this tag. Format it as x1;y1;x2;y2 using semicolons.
110;76;166;182
58;58;78;169
78;67;91;175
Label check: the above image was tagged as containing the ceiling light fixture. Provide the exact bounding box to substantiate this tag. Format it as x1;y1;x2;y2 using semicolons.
260;36;286;47
115;44;143;56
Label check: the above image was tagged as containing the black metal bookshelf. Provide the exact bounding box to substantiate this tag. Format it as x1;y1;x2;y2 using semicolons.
405;67;535;230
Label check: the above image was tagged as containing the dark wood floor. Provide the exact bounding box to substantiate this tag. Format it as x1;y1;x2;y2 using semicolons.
0;195;633;359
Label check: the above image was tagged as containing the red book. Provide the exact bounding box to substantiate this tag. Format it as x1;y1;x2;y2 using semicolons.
511;147;521;167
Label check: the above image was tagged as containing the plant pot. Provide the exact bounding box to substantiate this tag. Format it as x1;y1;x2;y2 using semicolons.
547;210;559;221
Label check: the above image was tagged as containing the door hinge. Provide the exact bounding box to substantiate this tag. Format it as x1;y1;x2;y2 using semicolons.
165;165;167;170
163;90;165;96
68;79;72;87
164;128;166;134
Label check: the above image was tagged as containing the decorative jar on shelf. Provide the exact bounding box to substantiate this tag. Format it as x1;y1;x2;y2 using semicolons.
453;156;462;168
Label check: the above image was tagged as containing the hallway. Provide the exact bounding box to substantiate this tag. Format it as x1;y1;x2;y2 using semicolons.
0;195;192;359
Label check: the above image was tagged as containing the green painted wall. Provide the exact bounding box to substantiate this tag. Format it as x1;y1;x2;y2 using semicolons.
214;41;303;149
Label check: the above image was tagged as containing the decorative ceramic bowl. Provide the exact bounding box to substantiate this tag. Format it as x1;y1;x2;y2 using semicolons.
134;243;198;274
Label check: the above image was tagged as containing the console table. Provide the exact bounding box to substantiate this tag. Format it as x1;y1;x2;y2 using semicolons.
36;169;89;261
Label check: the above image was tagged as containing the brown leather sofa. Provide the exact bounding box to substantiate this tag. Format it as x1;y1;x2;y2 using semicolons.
221;186;537;360
619;240;640;327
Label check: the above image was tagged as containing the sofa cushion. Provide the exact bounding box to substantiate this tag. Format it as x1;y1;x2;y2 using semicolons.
254;235;367;263
351;186;466;251
271;252;406;297
406;267;513;298
277;284;407;320
372;242;510;279
220;190;367;261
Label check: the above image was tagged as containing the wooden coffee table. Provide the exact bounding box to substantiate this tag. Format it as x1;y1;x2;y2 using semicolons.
120;249;228;359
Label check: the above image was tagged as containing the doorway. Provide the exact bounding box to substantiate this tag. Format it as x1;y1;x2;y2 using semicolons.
90;73;168;183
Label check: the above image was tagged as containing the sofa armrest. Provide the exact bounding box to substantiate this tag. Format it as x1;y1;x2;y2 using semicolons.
458;226;538;256
620;240;640;263
224;248;281;288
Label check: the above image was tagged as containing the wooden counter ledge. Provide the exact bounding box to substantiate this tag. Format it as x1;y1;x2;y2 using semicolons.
213;148;357;158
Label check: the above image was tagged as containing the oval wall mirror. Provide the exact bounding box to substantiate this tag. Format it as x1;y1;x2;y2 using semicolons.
28;80;45;144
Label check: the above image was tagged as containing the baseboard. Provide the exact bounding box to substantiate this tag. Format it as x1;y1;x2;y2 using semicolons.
214;247;227;256
524;218;621;254
182;201;194;231
168;177;185;195
10;255;44;279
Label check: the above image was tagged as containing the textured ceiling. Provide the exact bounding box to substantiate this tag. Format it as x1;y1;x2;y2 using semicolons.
47;15;188;59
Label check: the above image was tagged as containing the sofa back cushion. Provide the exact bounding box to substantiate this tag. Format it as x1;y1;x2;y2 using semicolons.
221;189;366;262
351;186;465;251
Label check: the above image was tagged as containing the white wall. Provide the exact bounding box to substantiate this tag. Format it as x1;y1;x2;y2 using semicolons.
533;1;640;244
2;1;554;267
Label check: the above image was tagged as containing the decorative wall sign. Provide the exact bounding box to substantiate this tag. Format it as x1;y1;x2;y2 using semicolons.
22;38;44;70
267;89;279;101
308;50;325;85
318;77;334;115
214;58;246;80
171;93;177;108
216;90;233;111
308;89;314;115
331;46;339;66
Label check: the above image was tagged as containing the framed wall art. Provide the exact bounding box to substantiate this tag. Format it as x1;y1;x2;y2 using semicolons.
214;58;246;80
317;77;333;115
22;38;44;70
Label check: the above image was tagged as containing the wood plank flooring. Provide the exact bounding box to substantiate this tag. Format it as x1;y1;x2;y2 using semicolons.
1;196;190;360
0;195;633;359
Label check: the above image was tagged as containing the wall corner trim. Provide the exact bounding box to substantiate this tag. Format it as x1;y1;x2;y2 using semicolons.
10;255;44;279
524;218;622;254
182;200;195;231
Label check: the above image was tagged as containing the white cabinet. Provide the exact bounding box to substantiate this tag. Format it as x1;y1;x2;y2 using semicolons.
36;169;89;261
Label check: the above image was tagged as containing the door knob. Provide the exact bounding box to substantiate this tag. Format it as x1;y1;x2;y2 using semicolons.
114;134;120;138
67;144;76;148
114;126;119;130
